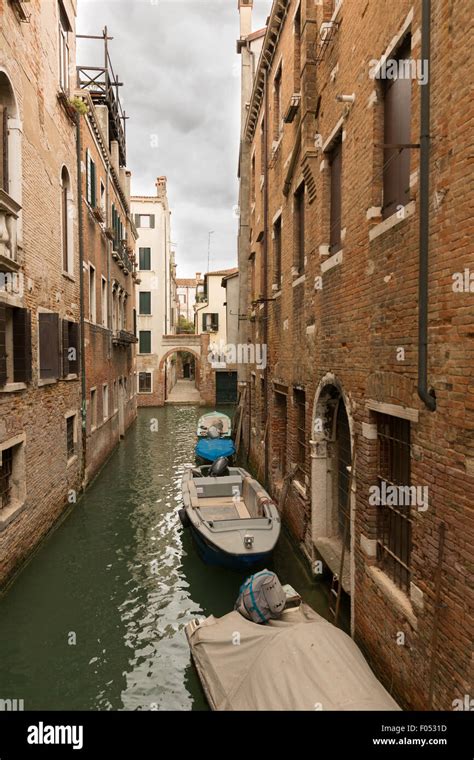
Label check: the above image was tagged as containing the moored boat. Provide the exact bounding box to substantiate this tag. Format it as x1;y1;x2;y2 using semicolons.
185;580;401;711
180;458;280;570
195;411;236;465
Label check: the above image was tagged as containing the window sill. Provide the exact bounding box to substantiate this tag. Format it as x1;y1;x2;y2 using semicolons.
367;565;417;629
292;479;307;499
369;201;415;241
63;373;78;382
321;249;343;273
0;499;26;531
292;273;305;287
66;454;78;469
62;271;75;282
38;378;58;387
0;382;27;393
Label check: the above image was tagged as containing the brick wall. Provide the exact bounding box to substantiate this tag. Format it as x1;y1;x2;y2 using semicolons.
240;0;473;710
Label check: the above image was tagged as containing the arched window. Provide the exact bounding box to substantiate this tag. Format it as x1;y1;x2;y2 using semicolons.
0;71;21;265
60;166;73;274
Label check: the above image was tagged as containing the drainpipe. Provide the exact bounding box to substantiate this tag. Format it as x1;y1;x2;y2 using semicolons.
76;112;87;481
263;67;270;488
418;0;436;411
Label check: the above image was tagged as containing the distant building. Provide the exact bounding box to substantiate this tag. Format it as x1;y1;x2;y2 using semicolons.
131;178;175;406
195;268;239;403
176;274;200;328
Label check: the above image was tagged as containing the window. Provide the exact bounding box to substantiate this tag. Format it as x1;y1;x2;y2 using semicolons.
139;247;151;270
376;413;412;591
0;305;32;386
39;312;60;381
0;101;8;193
382;36;412;219
294;183;305;274
66;414;75;460
134;214;155;229
260;376;266;426
101;277;107;326
260;117;265;174
89;264;96;322
100;180;106;213
202;313;219;332
111;204;124;251
62;319;79;377
251;154;256;205
113;379;118;412
58;0;71;92
0;437;25;519
0;445;13;510
274;390;287;479
294;388;307;477
273;66;282;141
138;372;152;394
102;384;109;420
90;388;97;430
139;291;151;315
294;8;301;89
329;136;342;254
61;166;73;273
273;215;282;289
85;150;96;208
139;330;151;354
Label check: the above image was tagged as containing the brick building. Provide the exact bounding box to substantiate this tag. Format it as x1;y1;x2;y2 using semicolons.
0;0;82;586
237;0;473;709
76;29;138;484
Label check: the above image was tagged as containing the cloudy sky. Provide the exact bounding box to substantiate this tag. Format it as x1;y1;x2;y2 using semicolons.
77;0;272;277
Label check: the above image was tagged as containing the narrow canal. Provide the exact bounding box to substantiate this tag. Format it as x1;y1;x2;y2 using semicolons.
0;407;330;711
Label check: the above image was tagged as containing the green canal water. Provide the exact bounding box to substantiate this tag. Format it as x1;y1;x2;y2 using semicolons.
0;406;331;711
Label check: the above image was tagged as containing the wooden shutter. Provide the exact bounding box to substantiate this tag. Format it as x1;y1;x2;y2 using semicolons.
330;139;342;253
39;312;60;380
90;159;96;207
134;214;140;228
62;319;69;376
295;184;305;273
13;308;32;383
149;215;155;229
0;302;6;386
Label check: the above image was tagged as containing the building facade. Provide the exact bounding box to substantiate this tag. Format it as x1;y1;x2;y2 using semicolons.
132;178;176;406
238;0;473;710
77;32;138;484
176;274;200;328
0;0;82;586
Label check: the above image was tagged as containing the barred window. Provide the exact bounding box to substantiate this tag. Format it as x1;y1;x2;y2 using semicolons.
66;416;75;460
376;413;412;592
138;372;152;394
0;446;13;510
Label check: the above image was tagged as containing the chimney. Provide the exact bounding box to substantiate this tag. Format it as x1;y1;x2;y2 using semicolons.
95;105;109;145
125;170;131;205
110;140;119;174
238;0;253;38
196;272;201;282
156;176;167;199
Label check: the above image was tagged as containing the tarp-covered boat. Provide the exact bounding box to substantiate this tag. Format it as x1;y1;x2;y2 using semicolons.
180;462;280;570
185;595;401;711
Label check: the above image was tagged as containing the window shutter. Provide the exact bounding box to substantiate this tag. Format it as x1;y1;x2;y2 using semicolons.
149;215;155;229
13;308;32;383
202;314;206;332
134;214;140;228
39;312;60;380
0;105;8;193
62;319;70;377
0;302;6;386
86;149;90;205
91;159;96;207
383;40;412;219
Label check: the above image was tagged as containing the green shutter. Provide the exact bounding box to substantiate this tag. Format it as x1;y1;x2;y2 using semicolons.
91;159;96;207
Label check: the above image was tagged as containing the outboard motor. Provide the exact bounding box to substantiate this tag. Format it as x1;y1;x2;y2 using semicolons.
208;456;229;477
235;570;286;624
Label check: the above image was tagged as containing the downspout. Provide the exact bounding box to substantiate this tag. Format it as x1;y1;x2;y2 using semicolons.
76;112;87;483
263;67;270;487
418;0;436;411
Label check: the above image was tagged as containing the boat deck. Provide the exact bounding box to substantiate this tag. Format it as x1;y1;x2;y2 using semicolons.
197;497;251;520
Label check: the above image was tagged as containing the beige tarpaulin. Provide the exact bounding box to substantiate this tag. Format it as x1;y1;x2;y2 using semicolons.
186;604;400;711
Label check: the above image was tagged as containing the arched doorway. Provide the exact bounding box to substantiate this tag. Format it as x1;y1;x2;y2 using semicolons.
310;376;355;621
161;349;201;404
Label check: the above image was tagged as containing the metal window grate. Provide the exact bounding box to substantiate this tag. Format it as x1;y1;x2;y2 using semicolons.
66;417;75;459
0;447;13;510
376;414;412;592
